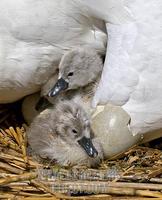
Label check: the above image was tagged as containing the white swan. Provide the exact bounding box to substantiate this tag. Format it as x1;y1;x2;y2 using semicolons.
0;0;106;103
1;0;162;136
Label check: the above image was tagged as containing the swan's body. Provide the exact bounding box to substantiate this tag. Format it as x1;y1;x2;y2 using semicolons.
1;0;162;135
27;100;103;167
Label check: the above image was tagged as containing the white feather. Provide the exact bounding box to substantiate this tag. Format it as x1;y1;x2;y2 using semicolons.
1;0;162;135
91;0;162;134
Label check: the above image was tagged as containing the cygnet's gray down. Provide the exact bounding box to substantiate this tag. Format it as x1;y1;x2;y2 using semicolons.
48;47;103;97
22;47;103;124
27;100;103;167
35;47;103;113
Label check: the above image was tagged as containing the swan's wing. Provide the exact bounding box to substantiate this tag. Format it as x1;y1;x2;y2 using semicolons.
93;22;139;107
93;0;162;134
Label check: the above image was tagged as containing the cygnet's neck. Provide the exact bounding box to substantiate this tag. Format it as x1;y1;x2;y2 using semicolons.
71;74;101;116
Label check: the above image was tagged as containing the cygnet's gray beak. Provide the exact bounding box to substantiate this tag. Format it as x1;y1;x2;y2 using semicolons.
35;97;52;112
48;78;69;97
78;136;98;158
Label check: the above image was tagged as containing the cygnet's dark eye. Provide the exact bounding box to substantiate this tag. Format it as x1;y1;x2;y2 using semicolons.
68;72;74;77
72;129;78;134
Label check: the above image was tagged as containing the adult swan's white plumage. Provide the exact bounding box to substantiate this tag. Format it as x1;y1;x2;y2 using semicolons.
0;0;162;135
78;0;162;135
0;0;106;103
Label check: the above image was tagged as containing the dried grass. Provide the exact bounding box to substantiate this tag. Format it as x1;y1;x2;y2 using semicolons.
0;107;161;199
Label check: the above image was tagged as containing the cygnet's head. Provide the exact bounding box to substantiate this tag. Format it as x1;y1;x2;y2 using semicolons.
53;101;98;158
48;47;103;97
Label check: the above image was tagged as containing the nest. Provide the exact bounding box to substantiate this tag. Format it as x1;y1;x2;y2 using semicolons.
0;104;162;200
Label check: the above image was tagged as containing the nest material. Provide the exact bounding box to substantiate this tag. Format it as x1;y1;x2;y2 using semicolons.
0;105;162;199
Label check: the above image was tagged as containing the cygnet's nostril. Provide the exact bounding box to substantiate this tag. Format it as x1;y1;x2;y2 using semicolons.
48;78;69;97
78;136;98;158
89;147;98;158
93;151;98;158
